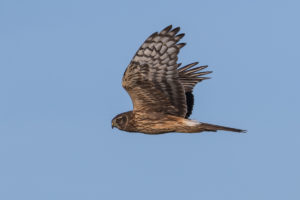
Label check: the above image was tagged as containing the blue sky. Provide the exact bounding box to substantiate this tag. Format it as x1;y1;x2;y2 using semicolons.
1;0;299;199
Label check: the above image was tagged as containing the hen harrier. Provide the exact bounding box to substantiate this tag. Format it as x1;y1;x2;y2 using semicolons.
112;25;245;134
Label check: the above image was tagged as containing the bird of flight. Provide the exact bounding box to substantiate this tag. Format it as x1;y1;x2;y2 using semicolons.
112;25;246;134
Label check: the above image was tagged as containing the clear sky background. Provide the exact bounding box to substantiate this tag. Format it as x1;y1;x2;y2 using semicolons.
1;0;299;199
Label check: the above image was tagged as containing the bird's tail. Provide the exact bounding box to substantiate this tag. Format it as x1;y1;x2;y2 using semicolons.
177;119;246;133
197;122;246;133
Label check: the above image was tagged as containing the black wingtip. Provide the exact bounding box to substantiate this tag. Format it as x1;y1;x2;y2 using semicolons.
161;25;173;34
148;32;158;40
177;43;186;49
174;33;185;41
170;27;180;35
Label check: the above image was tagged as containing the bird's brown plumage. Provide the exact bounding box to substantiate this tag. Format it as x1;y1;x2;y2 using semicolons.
112;25;246;134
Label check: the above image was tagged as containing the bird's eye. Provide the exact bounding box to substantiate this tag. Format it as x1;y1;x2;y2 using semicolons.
116;118;122;124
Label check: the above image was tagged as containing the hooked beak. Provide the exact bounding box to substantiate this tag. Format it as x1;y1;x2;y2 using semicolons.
111;123;114;129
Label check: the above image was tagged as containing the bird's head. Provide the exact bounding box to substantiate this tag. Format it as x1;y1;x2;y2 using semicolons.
111;112;130;130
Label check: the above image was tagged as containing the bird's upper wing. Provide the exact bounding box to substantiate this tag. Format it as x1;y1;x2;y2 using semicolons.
122;25;187;117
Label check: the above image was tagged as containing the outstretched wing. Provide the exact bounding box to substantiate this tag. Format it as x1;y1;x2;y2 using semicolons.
122;25;187;117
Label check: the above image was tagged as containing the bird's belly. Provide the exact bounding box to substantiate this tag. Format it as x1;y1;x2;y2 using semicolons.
130;114;180;134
